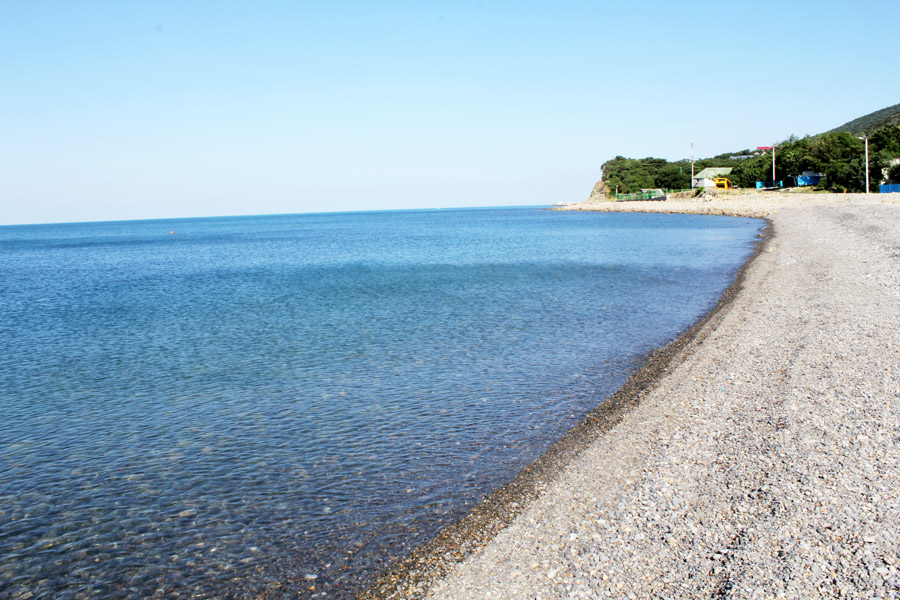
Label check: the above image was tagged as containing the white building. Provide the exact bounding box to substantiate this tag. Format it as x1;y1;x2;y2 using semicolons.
692;167;733;189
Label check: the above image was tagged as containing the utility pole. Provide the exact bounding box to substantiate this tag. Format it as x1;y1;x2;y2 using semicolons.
690;141;695;189
772;143;776;187
859;135;869;193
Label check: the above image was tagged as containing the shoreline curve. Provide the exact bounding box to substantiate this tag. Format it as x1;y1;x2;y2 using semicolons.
358;205;773;599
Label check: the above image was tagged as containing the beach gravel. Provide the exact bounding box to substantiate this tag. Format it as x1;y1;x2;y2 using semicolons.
418;194;900;599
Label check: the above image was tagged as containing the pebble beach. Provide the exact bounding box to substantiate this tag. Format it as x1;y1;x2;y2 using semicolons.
364;191;900;599
559;188;900;219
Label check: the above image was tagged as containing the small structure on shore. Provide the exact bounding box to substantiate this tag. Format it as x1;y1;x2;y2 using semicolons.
714;177;733;189
797;170;824;187
615;188;666;202
693;167;733;189
755;180;784;190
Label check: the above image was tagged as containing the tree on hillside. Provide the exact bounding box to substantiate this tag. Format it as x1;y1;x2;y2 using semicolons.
600;156;667;193
728;155;770;188
597;126;900;193
867;149;893;191
774;136;813;180
889;162;900;183
803;132;865;192
871;126;900;156
654;163;692;190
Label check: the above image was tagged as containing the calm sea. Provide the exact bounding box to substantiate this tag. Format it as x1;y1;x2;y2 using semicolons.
0;207;763;599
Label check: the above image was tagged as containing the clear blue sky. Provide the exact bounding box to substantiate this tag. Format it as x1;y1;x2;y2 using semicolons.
2;1;898;225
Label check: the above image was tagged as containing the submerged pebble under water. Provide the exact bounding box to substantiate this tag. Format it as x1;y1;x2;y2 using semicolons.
0;208;764;598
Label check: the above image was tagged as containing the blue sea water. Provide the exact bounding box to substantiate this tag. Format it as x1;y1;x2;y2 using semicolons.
0;207;763;599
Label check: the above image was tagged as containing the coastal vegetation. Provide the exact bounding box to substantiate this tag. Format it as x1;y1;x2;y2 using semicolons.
828;101;900;135
600;103;900;195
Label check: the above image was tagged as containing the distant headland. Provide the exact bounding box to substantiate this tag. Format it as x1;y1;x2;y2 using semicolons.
589;102;900;201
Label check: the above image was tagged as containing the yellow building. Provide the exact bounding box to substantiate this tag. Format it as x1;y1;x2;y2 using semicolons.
693;167;734;189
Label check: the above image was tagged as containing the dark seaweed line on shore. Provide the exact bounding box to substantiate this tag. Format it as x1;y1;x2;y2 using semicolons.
352;218;773;600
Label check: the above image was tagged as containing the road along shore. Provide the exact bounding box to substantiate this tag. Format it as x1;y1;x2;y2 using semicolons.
365;192;900;599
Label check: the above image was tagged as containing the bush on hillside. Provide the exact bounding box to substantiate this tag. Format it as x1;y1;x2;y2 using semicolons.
889;162;900;183
599;125;900;194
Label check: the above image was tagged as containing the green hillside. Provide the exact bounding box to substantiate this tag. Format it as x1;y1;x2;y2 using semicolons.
828;102;900;135
599;102;900;195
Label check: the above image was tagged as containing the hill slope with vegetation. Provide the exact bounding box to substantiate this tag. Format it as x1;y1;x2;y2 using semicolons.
599;103;900;195
828;102;900;135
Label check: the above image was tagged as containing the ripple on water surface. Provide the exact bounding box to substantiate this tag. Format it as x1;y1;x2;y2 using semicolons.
0;208;764;598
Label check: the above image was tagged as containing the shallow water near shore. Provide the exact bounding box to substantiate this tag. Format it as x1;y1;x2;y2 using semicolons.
0;207;763;598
